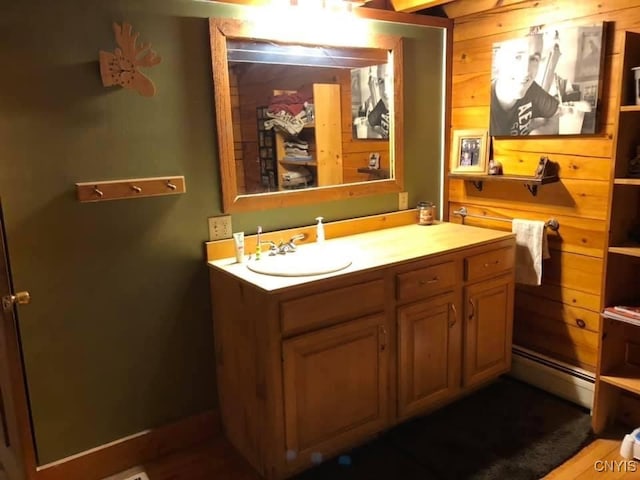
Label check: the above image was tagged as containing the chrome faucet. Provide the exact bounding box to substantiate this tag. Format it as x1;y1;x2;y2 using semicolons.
264;233;307;255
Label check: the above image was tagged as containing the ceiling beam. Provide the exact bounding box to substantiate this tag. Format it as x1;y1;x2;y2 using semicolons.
390;0;453;13
441;0;529;18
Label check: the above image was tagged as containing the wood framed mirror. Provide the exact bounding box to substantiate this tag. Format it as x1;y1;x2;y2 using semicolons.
209;12;405;213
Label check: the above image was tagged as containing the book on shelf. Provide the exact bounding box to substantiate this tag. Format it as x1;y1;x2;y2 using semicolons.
613;305;640;318
603;306;640;326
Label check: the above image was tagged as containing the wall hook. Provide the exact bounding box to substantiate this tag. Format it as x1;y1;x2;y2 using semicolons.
76;176;186;202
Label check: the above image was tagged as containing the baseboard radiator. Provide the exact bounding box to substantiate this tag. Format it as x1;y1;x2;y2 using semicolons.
509;345;595;411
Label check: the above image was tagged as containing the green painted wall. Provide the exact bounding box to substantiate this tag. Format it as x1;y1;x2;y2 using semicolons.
0;0;445;464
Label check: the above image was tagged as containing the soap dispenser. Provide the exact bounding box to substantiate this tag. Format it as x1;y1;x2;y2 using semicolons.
315;216;325;242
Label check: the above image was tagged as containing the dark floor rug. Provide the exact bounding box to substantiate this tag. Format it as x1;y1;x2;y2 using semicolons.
293;376;594;480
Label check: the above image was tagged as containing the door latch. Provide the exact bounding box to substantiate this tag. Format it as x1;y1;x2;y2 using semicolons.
2;291;30;312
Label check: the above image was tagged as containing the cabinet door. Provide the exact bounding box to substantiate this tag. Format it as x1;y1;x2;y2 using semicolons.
282;313;388;469
463;274;514;388
397;291;461;419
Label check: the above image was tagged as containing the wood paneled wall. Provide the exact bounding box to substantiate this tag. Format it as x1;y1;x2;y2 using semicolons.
443;0;640;371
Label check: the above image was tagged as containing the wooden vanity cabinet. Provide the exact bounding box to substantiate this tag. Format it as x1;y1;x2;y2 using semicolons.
209;268;391;479
462;246;515;388
394;241;514;420
278;274;390;474
397;290;462;418
208;234;515;480
395;255;462;419
282;313;389;471
463;274;514;388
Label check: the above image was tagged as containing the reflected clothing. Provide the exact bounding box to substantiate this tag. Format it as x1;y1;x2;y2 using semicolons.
490;81;559;136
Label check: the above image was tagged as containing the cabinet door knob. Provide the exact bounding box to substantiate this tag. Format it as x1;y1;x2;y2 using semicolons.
576;318;586;329
468;298;475;321
379;326;387;352
449;303;457;328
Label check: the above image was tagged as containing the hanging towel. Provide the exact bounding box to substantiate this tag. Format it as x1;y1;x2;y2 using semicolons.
511;219;551;286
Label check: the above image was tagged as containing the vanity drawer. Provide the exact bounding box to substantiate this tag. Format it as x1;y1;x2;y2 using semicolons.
396;261;455;303
465;246;514;283
281;279;384;335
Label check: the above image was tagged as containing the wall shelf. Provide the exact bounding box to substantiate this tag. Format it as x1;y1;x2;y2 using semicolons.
448;158;559;196
76;176;186;203
448;172;559;196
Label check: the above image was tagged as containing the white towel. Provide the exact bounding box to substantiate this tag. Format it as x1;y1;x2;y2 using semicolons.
511;219;550;286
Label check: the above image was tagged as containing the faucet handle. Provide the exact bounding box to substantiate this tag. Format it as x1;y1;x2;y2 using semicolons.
261;241;279;255
284;233;307;253
289;233;307;244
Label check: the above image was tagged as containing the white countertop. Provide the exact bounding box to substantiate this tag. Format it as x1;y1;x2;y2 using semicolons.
208;222;514;292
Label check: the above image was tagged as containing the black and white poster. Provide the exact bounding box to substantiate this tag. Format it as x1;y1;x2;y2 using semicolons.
490;23;605;136
351;63;391;140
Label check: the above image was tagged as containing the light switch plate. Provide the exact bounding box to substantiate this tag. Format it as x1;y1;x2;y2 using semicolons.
398;192;408;210
208;215;233;241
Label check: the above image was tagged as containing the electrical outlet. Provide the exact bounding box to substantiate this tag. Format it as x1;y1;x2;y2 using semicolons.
208;215;232;241
100;466;149;480
398;191;408;210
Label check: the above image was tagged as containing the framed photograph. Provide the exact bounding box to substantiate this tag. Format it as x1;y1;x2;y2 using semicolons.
368;152;380;169
450;129;489;174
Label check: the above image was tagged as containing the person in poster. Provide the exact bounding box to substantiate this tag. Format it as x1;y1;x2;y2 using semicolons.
490;33;560;136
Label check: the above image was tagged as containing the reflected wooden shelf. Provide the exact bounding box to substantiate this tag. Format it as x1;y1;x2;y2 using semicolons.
357;167;390;179
600;364;640;396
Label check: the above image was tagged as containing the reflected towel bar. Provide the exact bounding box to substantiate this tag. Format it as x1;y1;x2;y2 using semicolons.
453;207;559;231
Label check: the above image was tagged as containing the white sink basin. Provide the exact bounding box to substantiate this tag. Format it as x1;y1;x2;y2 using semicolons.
246;245;352;277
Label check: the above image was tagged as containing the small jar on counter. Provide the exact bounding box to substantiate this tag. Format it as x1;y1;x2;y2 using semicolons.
417;201;435;225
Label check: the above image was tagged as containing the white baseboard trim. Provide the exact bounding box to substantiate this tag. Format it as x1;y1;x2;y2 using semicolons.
509;347;595;411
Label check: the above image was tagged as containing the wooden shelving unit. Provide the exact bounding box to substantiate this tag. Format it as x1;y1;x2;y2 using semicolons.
600;364;640;396
280;159;317;167
592;30;640;434
274;84;343;190
257;106;278;190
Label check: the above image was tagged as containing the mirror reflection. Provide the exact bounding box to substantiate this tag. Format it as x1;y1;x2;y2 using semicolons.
227;39;394;195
